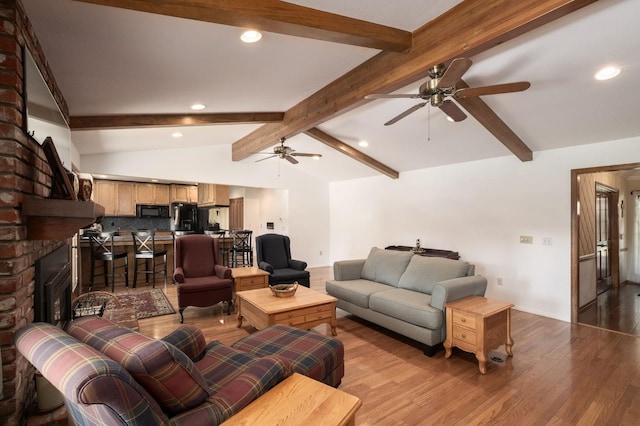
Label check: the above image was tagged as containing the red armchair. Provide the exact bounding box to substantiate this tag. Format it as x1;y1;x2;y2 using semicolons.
174;234;233;323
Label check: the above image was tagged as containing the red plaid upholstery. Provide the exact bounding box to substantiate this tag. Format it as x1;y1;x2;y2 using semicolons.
15;322;168;425
231;324;345;387
67;316;209;415
16;318;341;424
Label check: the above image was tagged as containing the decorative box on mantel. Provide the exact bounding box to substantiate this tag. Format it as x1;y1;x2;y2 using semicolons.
22;197;105;240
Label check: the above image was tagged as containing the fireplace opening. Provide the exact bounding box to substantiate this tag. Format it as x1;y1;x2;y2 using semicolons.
35;244;72;327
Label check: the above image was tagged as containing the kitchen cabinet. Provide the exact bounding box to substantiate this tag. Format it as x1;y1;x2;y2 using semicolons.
136;183;170;205
115;182;135;215
171;184;198;203
198;184;230;206
93;180;116;215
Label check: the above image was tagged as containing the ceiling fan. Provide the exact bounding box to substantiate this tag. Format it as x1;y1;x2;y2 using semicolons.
365;58;531;125
255;137;322;164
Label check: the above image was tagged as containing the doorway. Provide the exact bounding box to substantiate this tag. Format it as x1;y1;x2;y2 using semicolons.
571;163;640;334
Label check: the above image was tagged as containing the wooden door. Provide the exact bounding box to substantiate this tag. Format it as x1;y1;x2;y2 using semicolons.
595;186;619;294
229;197;244;231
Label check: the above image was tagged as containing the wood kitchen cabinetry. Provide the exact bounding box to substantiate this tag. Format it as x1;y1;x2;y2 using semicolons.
198;184;229;206
171;184;198;203
93;180;116;215
136;183;170;205
115;182;135;215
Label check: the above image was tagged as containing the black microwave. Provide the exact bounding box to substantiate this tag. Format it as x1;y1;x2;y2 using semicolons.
136;204;170;218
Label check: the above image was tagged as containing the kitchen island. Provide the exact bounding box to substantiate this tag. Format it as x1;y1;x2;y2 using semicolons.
79;232;238;292
78;231;175;292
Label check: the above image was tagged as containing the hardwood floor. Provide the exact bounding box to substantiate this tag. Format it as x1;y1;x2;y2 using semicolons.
119;267;640;425
578;282;640;336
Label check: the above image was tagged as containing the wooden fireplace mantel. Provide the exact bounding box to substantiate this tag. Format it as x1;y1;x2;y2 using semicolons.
22;197;105;240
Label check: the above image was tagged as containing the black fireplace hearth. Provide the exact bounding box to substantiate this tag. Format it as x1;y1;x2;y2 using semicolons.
35;244;72;327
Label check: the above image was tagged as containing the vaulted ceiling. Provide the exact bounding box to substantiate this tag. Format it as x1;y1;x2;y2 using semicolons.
22;0;640;182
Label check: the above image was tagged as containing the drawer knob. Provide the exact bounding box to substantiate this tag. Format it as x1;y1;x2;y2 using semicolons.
461;318;466;322
461;333;466;338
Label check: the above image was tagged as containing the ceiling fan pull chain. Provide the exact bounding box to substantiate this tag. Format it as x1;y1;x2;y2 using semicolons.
427;103;431;141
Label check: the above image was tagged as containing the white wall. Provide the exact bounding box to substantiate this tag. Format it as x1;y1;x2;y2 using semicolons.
329;137;640;322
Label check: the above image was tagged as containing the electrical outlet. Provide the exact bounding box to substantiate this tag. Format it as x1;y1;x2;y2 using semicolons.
520;235;533;244
542;237;552;246
319;250;323;256
496;277;503;286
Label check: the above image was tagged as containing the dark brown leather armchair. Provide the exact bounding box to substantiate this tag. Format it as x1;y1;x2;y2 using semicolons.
173;234;233;323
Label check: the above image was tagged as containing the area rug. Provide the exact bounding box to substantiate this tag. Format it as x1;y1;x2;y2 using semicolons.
109;288;176;319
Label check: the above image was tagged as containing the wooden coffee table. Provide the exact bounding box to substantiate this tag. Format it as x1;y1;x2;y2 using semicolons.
221;373;361;426
236;286;338;336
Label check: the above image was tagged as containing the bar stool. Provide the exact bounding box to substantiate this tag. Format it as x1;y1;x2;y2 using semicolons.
229;230;253;267
87;231;129;292
131;230;167;288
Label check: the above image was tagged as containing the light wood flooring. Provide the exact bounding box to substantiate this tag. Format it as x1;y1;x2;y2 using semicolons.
112;267;640;425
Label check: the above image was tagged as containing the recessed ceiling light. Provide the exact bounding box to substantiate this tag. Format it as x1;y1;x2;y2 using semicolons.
172;132;183;138
358;140;369;147
312;155;321;160
446;116;455;122
190;103;206;110
241;30;262;43
594;66;621;81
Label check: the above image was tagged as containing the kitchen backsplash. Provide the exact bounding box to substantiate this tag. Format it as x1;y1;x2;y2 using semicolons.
100;216;173;232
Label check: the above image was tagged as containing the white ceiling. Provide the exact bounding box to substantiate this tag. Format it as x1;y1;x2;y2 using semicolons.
22;0;640;182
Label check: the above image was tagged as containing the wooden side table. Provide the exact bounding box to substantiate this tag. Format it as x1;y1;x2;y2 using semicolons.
444;296;514;374
220;373;361;425
231;267;270;292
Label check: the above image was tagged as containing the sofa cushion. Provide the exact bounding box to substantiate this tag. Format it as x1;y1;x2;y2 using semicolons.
326;279;393;308
369;288;443;330
67;316;209;416
398;256;471;294
360;247;414;287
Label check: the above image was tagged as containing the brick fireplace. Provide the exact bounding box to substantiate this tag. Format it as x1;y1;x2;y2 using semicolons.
0;1;73;424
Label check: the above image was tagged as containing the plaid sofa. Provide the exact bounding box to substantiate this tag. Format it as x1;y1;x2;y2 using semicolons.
15;317;291;425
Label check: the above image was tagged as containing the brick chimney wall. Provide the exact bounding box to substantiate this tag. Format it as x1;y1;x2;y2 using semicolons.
0;1;69;424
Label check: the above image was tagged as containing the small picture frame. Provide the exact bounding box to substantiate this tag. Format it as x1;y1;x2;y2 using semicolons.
42;136;77;200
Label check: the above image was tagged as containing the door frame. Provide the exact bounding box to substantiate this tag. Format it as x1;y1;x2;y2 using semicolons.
571;161;640;323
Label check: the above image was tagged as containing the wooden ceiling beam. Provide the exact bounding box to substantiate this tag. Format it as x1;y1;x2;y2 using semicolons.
304;128;399;179
232;0;597;162
71;0;412;52
69;112;284;130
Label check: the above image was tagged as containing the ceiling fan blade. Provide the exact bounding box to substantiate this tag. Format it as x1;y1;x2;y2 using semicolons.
384;102;428;126
255;154;277;163
454;81;531;98
454;80;532;162
291;152;322;158
285;155;299;164
437;58;472;89
438;100;467;122
365;93;421;99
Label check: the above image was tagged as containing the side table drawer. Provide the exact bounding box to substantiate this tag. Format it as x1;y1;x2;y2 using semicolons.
452;328;477;345
452;311;477;330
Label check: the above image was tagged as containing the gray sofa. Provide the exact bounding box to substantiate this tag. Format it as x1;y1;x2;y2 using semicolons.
326;247;487;356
